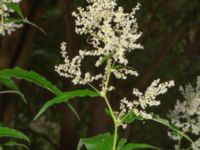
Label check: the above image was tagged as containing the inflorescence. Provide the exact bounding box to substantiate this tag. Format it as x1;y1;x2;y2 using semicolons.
55;0;175;129
0;0;22;36
168;76;200;150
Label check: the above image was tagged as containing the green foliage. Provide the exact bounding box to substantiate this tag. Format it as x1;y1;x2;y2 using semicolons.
0;90;26;103
1;141;29;150
0;126;30;150
77;133;160;150
151;116;194;144
0;77;26;103
34;89;99;121
77;133;113;150
0;67;61;95
0;77;18;91
118;112;194;145
121;112;143;124
0;67;78;119
0;127;30;143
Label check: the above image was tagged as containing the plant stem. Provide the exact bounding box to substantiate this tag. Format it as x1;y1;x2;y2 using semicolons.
113;124;118;150
88;58;118;150
102;59;119;150
103;95;117;124
104;59;112;95
103;95;118;150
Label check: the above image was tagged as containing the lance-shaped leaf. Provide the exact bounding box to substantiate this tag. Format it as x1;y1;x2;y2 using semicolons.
34;89;99;121
0;67;79;120
1;141;29;150
0;90;26;103
117;137;160;150
0;127;30;144
0;67;61;95
119;143;160;150
0;77;18;90
0;77;27;103
151;116;194;144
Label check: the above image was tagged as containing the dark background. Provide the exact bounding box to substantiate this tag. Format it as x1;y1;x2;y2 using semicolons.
0;0;200;149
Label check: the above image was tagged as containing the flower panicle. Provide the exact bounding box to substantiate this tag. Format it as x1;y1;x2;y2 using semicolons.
168;76;200;150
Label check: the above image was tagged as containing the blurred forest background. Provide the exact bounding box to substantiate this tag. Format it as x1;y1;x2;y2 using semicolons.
0;0;200;149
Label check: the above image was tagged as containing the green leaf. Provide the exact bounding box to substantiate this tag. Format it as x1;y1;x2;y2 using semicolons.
151;116;194;144
0;77;18;91
0;146;2;150
105;108;112;117
117;137;160;150
0;90;27;103
2;141;29;150
34;89;99;121
77;133;159;150
0;67;61;95
120;143;160;150
0;77;26;103
77;133;113;150
117;138;127;150
0;127;30;144
23;19;46;35
65;102;80;120
122;112;142;124
0;67;79;120
6;2;24;18
4;18;24;23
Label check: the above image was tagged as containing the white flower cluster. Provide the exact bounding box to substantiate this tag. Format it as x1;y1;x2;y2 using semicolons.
55;0;142;92
72;0;143;66
168;76;200;150
0;0;22;36
115;79;174;128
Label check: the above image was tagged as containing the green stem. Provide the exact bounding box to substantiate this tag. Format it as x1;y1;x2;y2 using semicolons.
113;125;118;150
88;58;118;150
103;95;118;150
103;95;117;125
87;82;101;95
102;59;119;150
103;59;112;96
